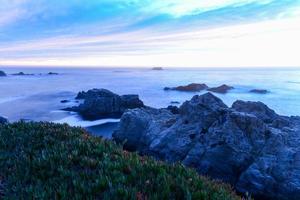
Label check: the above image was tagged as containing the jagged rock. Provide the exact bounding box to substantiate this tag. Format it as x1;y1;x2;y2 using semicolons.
0;116;8;124
207;84;234;94
164;83;208;92
167;105;179;114
64;89;144;120
113;92;300;200
250;89;269;94
0;71;6;77
232;100;279;123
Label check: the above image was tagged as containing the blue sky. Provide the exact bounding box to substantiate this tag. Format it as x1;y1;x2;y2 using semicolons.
0;0;300;67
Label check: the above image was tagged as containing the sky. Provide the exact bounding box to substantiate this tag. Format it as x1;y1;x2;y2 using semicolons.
0;0;300;68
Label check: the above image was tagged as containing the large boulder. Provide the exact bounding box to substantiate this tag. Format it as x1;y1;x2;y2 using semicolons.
65;89;144;120
113;92;300;199
0;71;6;77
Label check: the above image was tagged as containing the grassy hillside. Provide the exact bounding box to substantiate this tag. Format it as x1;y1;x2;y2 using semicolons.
0;122;240;200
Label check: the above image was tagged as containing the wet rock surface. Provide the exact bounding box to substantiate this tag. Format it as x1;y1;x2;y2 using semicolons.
64;89;144;120
113;92;300;200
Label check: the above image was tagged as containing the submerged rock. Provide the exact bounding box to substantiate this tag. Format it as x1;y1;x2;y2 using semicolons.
207;84;234;94
0;70;6;77
48;72;59;75
250;89;269;94
113;92;300;200
64;89;144;120
164;83;208;92
60;100;70;103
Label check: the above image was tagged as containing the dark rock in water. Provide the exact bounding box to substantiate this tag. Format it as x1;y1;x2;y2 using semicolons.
48;72;59;75
0;70;7;77
65;89;144;120
12;72;34;76
113;92;300;200
152;67;163;70
164;83;208;92
0;116;8;124
207;84;234;94
60;100;70;103
250;89;269;94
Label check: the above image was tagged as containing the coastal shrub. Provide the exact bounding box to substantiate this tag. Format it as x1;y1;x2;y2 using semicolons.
0;122;240;200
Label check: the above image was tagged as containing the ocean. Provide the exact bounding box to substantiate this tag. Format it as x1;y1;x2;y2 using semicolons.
1;67;300;137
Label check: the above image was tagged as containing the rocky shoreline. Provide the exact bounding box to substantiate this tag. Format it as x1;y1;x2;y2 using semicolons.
2;86;298;199
112;92;300;200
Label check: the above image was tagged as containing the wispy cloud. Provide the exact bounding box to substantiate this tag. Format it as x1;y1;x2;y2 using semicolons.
0;0;300;67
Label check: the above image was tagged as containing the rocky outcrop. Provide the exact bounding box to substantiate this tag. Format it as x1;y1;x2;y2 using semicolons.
0;116;8;124
250;89;269;94
164;83;208;92
64;89;144;120
113;92;300;200
12;72;34;76
207;84;234;94
0;71;6;77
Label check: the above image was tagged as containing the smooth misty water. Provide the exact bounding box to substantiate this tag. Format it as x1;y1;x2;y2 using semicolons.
1;67;300;137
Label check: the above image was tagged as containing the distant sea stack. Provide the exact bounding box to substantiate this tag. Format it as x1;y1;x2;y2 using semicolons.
12;72;34;76
207;84;234;94
164;83;208;92
152;67;163;70
0;70;7;77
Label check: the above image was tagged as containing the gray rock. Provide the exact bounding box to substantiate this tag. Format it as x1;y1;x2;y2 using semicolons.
113;92;300;199
65;89;144;120
232;100;279;123
0;70;6;77
207;84;234;94
164;83;208;92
